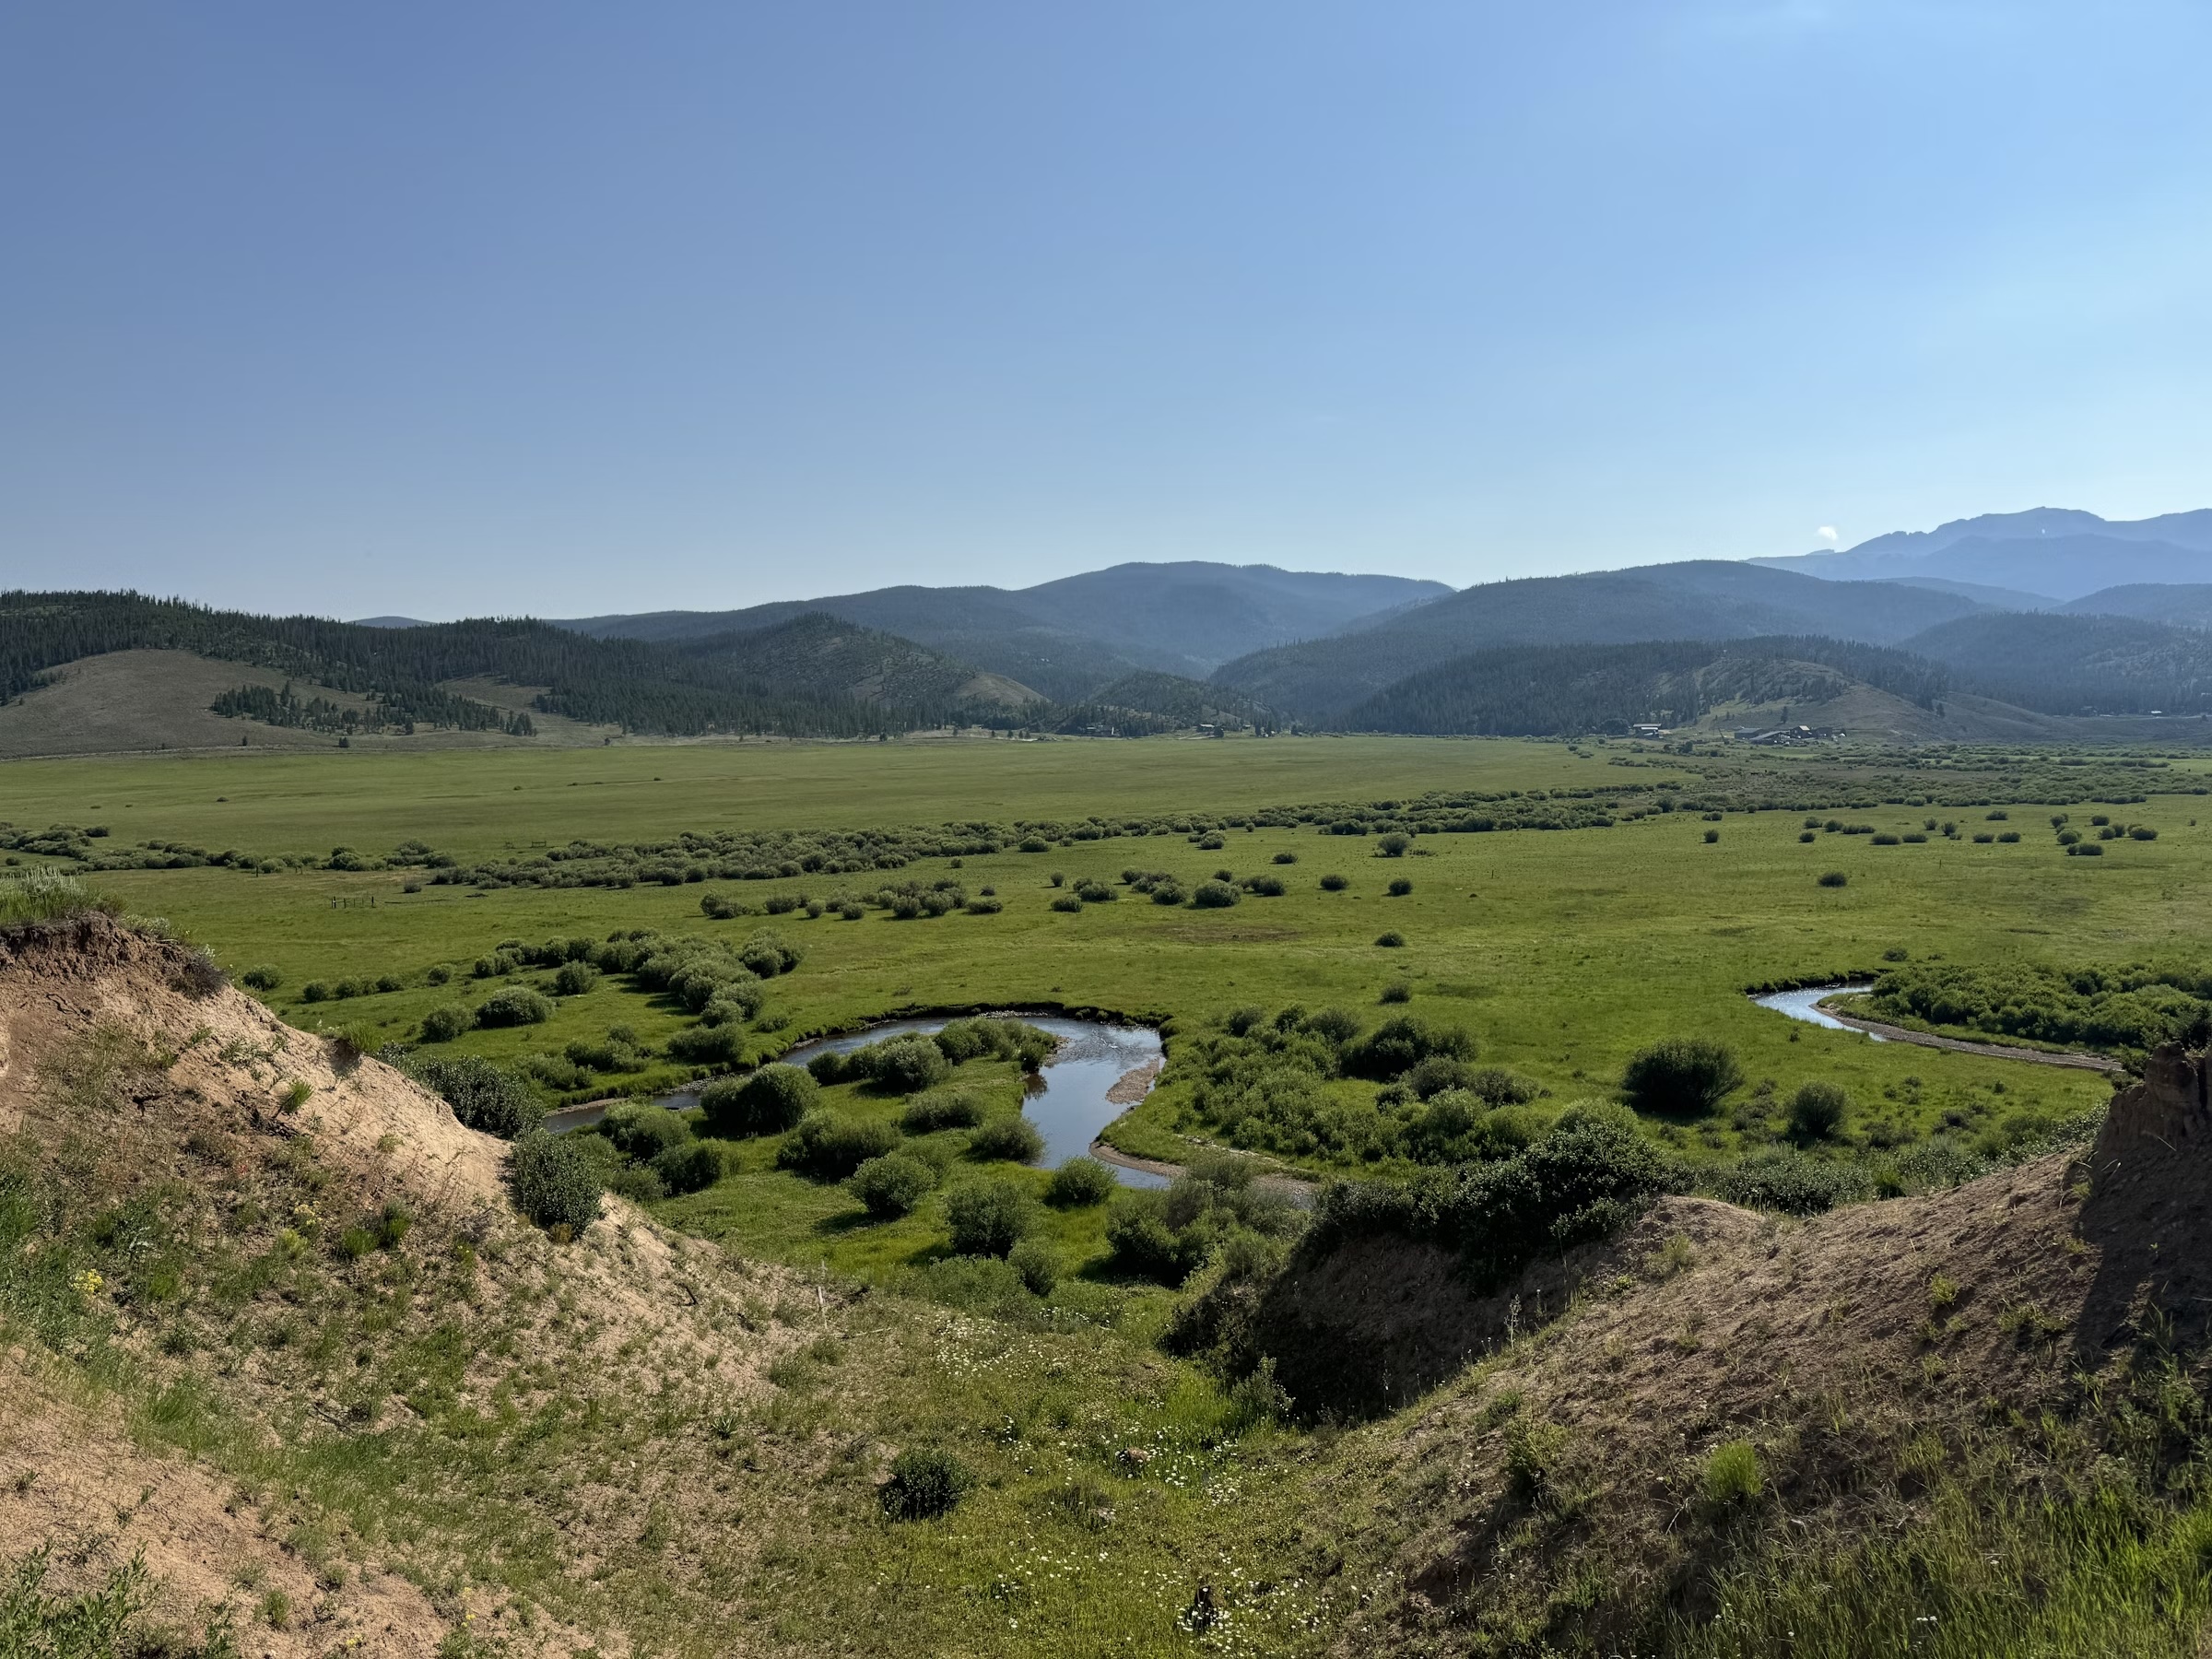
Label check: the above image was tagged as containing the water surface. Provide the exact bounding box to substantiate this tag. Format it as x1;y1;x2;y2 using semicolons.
1749;984;1886;1041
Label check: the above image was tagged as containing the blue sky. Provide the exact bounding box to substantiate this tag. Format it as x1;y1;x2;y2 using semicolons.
3;2;2207;618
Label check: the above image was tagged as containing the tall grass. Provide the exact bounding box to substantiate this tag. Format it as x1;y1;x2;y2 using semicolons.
0;868;101;926
1676;1479;2212;1658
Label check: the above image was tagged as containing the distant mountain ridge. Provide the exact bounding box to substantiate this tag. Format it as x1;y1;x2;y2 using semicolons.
1751;509;2212;601
1208;560;1983;722
554;560;1450;701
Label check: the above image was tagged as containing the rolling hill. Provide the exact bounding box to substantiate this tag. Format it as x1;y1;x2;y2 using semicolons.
1210;561;1983;723
0;592;982;747
556;560;1450;700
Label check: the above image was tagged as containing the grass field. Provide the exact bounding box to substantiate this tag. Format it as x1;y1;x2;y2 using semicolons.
0;729;1621;857
12;732;2209;1221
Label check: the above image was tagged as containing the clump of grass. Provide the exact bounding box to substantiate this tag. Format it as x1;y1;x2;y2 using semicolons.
0;869;109;926
1702;1439;1764;1507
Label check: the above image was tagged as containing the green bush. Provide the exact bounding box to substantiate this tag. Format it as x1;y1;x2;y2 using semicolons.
239;964;282;992
418;1004;472;1042
1347;1015;1474;1080
1044;1156;1116;1207
1319;873;1349;891
596;1100;690;1159
1191;880;1241;909
1386;877;1413;896
1049;894;1082;913
1377;832;1411;856
699;1065;818;1136
1401;1092;1535;1164
1620;1038;1743;1116
650;1141;722;1194
508;1132;602;1232
944;1176;1036;1256
1374;931;1406;947
933;1017;1057;1069
777;1112;901;1179
1708;1147;1871;1215
847;1152;935;1218
900;1088;986;1132
1865;959;2212;1052
1379;981;1412;1005
1818;870;1849;888
477;987;555;1028
856;1034;952;1094
737;929;803;977
1271;851;1298;865
550;959;599;995
1103;1189;1200;1282
879;1448;975;1520
1311;1105;1677;1286
665;1024;745;1065
1007;1237;1059;1295
401;1054;540;1138
967;1115;1044;1163
1787;1080;1850;1139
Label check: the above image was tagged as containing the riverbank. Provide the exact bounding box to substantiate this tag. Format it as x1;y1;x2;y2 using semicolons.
1811;994;2124;1073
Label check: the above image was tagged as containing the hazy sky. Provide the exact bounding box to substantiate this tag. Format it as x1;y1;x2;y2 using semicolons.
4;2;2208;618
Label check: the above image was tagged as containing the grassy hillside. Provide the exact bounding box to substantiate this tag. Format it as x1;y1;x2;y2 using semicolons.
0;592;983;746
1212;563;1984;722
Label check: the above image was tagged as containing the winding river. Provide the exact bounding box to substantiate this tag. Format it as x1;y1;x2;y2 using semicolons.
547;1013;1171;1186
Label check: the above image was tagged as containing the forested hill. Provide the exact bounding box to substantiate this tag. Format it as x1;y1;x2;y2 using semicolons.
555;560;1452;697
1901;612;2212;715
0;593;1002;739
1340;636;1951;736
1211;560;1981;721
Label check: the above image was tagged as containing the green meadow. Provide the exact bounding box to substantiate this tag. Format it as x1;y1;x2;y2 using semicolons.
14;734;2209;1218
